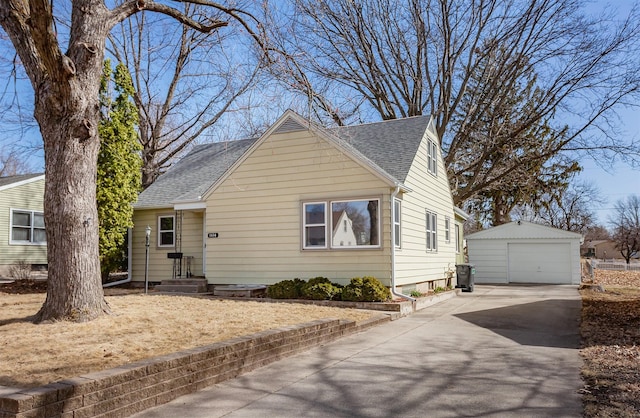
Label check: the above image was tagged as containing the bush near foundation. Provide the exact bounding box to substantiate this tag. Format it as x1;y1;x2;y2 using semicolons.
266;278;306;299
301;277;343;300
341;276;391;302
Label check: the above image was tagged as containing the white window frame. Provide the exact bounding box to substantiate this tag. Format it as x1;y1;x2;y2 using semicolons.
157;215;175;247
455;223;461;254
426;210;437;252
303;202;328;249
393;199;401;248
330;198;381;249
444;216;451;243
9;209;46;245
303;198;381;250
427;139;438;176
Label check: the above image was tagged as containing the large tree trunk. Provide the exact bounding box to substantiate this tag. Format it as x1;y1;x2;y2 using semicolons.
29;4;111;323
33;108;110;322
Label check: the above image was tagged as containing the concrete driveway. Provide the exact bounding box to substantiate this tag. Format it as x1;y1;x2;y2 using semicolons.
133;285;583;417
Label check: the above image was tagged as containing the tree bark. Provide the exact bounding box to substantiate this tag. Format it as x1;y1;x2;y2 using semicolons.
30;4;112;323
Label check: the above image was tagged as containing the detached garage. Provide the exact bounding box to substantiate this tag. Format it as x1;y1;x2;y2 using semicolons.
466;221;582;285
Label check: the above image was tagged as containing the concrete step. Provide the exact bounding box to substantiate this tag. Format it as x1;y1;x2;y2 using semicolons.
155;278;208;293
154;284;202;293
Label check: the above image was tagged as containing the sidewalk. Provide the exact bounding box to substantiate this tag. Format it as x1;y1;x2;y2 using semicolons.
133;285;583;417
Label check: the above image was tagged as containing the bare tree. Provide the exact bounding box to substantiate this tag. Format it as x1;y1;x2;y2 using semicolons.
0;0;266;323
513;181;603;234
609;195;640;264
0;149;30;176
108;3;263;188
268;0;640;223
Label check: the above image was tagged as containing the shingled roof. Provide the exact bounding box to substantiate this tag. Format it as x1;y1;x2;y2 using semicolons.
135;138;257;208
135;112;433;209
0;173;44;190
330;115;430;183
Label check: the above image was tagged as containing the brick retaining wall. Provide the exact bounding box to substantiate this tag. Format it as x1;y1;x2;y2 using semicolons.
0;315;389;418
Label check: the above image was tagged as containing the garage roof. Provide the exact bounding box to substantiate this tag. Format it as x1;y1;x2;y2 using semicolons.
466;221;583;240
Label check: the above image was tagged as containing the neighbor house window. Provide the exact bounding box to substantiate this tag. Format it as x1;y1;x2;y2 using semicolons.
426;210;437;251
303;202;327;249
427;139;438;176
393;199;401;248
158;215;175;247
455;224;461;254
444;217;451;243
10;209;46;244
303;198;380;249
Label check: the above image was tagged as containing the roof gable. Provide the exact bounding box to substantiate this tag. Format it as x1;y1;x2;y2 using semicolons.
137;110;436;208
466;221;583;240
135;138;257;209
0;173;45;192
329;115;431;183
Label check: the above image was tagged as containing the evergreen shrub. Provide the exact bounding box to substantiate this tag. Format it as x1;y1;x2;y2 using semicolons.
267;278;306;299
341;276;391;302
301;276;343;300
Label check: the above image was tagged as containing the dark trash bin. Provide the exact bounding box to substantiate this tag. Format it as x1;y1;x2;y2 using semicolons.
455;264;475;292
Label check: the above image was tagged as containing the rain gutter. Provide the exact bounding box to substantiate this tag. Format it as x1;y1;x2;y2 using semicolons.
391;185;415;302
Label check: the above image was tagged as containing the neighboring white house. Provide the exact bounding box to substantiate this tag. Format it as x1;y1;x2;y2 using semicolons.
131;110;463;294
331;210;359;247
466;221;582;285
0;173;47;276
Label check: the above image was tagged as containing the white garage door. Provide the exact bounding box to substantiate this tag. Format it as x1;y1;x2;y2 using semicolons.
508;243;572;284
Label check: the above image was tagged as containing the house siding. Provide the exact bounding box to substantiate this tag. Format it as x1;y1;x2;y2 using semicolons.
394;129;457;288
0;178;47;273
204;130;393;286
131;209;204;282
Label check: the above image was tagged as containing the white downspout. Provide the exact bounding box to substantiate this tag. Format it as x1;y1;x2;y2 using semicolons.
103;227;133;288
391;186;415;302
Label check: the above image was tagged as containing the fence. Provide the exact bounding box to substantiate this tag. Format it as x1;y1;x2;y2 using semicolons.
589;260;640;272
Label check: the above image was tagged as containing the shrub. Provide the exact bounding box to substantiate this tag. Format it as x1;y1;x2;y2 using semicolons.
410;290;422;298
267;278;306;299
9;260;32;281
301;277;343;300
342;276;391;302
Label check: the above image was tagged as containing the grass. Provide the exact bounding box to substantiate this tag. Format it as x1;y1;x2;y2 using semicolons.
2;268;639;417
0;288;377;389
580;269;640;417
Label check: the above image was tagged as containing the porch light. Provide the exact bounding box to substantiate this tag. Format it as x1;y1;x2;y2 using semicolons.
145;225;151;294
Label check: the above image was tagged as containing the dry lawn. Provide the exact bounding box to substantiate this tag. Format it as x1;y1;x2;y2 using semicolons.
3;268;640;417
581;269;640;417
0;287;377;389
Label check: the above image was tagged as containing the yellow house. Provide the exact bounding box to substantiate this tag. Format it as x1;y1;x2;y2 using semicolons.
131;110;464;295
0;173;47;276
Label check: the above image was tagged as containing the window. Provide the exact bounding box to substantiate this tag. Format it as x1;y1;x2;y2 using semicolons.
158;215;175;247
427;139;438;176
303;202;327;249
10;209;46;244
393;199;401;248
455;224;461;254
303;198;380;249
426;210;437;251
444;217;451;243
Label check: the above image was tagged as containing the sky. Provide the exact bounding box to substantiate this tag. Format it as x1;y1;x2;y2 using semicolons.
2;0;639;230
578;158;639;225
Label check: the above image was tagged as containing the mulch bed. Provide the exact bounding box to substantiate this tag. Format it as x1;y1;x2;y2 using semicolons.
0;279;47;294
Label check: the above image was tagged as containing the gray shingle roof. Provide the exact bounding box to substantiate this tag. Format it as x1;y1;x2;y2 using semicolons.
135;138;257;208
330;115;430;183
0;173;44;189
135;114;432;208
